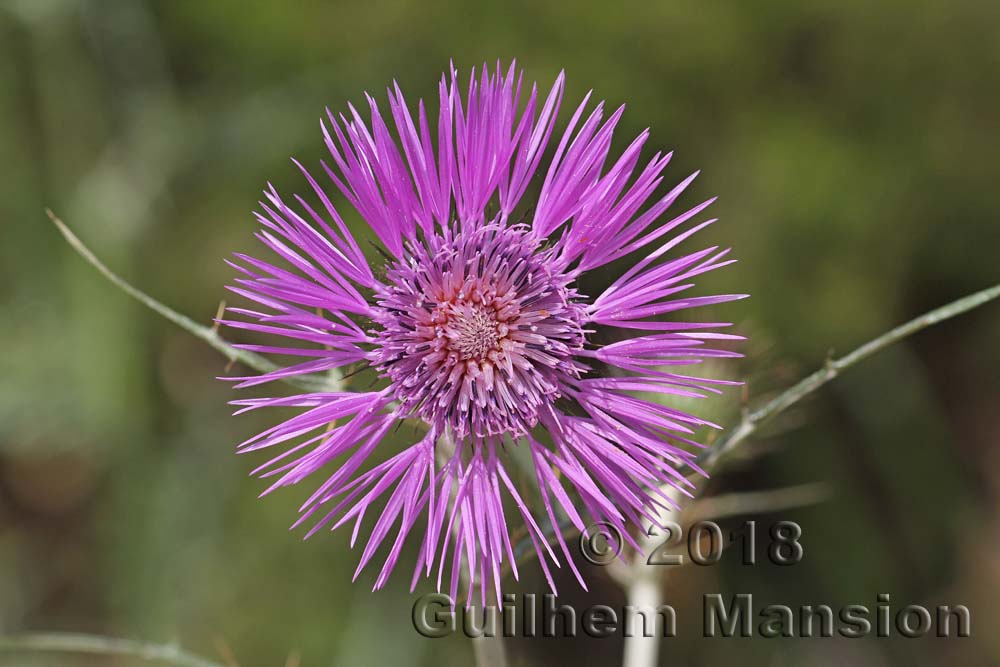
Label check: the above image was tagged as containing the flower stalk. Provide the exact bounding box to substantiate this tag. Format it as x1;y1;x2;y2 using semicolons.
0;633;225;667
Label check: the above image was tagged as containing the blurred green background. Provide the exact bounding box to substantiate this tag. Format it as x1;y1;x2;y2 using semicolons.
2;1;999;665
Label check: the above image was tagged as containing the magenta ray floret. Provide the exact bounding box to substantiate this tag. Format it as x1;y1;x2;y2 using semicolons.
223;61;746;605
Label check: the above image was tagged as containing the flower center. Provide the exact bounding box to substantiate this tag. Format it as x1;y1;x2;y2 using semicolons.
371;225;588;438
443;301;507;361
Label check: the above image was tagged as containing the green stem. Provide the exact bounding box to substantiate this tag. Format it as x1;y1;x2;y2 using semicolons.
0;633;225;667
699;282;1000;470
48;209;341;393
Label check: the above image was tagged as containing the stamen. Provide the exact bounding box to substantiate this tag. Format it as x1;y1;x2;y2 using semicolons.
372;225;587;437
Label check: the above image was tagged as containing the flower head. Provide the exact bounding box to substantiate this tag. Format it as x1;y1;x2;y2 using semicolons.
224;62;745;604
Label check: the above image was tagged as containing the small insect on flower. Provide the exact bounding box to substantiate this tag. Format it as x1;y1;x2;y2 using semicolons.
222;61;746;606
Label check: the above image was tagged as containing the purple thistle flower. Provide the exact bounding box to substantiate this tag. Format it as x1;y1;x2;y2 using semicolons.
223;61;746;605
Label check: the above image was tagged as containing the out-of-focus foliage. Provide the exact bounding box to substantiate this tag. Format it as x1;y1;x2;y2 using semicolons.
1;1;998;665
